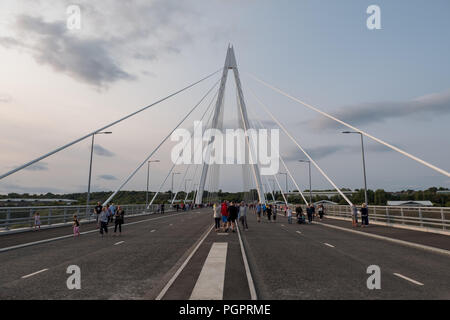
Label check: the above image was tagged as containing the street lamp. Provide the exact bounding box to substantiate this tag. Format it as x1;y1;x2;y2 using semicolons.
146;160;160;208
298;160;312;204
342;131;368;205
171;172;180;204
86;131;112;216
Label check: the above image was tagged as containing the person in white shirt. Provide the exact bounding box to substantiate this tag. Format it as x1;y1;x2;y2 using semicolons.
287;206;293;224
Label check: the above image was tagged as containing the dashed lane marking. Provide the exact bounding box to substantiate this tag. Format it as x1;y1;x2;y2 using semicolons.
393;273;424;286
114;241;124;246
324;243;335;248
21;268;49;279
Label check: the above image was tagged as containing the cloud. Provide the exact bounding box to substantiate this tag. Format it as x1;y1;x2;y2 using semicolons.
24;162;49;171
308;89;450;130
0;183;62;194
0;1;202;88
0;14;133;87
0;94;12;103
282;143;393;161
93;144;115;157
98;174;117;181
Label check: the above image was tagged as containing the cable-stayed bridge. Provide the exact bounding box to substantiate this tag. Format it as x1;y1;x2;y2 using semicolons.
0;46;449;300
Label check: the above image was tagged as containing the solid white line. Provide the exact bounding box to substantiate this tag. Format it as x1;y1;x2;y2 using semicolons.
155;224;214;300
190;242;228;300
393;273;424;286
0;211;191;253
114;241;124;246
21;268;48;279
237;224;258;300
316;221;450;257
324;243;335;248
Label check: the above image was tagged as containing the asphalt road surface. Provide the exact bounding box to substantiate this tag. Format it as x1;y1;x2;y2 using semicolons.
0;208;449;299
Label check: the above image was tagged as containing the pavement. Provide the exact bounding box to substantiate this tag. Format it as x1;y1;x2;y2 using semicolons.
0;208;449;300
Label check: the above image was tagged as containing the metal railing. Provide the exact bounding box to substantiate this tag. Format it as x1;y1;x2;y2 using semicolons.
0;204;173;231
314;204;450;231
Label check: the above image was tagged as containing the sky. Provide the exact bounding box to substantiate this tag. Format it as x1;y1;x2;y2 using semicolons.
0;0;449;196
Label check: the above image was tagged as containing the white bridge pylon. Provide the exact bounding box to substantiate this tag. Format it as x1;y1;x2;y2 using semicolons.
195;45;266;204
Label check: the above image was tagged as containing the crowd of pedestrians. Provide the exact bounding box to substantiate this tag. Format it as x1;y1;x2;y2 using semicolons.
93;202;126;237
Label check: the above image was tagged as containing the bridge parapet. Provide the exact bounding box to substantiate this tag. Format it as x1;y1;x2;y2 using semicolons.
304;204;450;234
0;204;169;232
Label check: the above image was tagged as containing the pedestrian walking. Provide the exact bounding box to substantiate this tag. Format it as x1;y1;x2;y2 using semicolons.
34;212;41;231
256;203;262;223
73;215;80;237
287;206;293;224
109;203;116;223
114;206;125;235
239;201;249;230
161;203;165;214
213;203;221;231
221;201;229;231
228;202;239;233
273;205;277;222
266;204;272;221
99;206;110;237
351;204;359;227
306;204;314;224
94;202;102;228
318;204;325;220
360;203;369;227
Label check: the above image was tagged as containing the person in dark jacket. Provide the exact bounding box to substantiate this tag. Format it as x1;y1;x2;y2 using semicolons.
114;206;125;235
360;203;369;227
306;204;314;224
227;202;239;233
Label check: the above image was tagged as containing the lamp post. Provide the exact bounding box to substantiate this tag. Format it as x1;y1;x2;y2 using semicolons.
171;172;180;205
298;160;312;204
146;160;160;209
86;131;112;216
342;131;368;205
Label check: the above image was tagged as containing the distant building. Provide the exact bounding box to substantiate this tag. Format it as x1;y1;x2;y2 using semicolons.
387;200;433;207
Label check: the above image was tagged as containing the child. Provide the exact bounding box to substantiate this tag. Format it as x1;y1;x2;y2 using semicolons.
34;212;41;231
73;215;80;237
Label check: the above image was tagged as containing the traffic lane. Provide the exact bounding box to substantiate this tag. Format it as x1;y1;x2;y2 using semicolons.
160;226;251;300
241;214;440;299
319;217;450;251
0;210;211;299
0;210;177;249
275;215;450;299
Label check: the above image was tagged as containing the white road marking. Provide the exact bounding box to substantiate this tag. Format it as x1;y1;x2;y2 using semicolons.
190;242;228;300
169;224;173;226
0;211;193;253
114;241;124;246
150;229;156;233
324;243;335;248
316;222;450;257
237;225;258;300
156;224;214;300
393;273;424;286
21;268;49;279
281;224;285;227
296;231;302;234
217;233;229;236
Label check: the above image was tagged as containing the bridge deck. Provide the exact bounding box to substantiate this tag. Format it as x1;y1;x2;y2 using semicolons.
0;208;449;299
